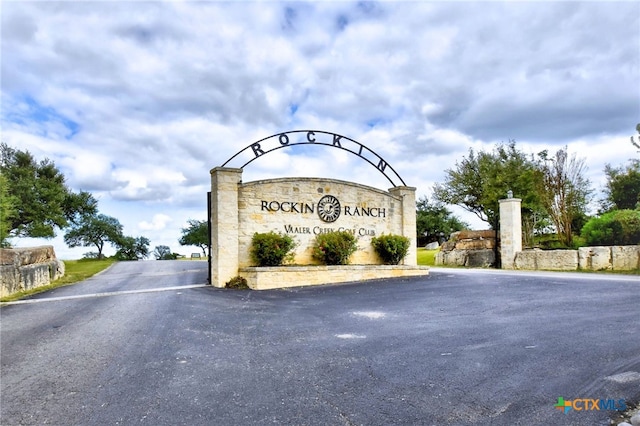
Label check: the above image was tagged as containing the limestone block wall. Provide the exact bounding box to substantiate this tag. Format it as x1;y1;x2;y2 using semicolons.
0;246;65;298
578;246;612;270
514;246;640;271
514;249;578;271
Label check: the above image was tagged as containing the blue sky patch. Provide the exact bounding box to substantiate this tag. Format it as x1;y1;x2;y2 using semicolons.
7;95;80;139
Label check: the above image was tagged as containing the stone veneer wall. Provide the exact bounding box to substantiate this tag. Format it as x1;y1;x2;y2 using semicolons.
237;177;413;268
0;246;65;298
514;246;640;271
210;167;422;288
240;265;430;290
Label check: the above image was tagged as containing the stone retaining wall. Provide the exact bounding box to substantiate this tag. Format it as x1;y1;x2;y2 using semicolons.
435;230;497;268
0;246;65;298
514;245;640;271
240;265;430;290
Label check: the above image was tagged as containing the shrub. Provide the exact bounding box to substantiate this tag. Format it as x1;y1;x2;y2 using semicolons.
312;231;358;265
371;234;411;264
581;209;640;246
250;232;297;266
226;275;248;289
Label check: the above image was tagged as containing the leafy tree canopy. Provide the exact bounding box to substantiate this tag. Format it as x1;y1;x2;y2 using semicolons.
64;213;123;259
153;245;178;260
416;196;468;244
433;141;543;229
631;123;640;154
535;147;592;247
0;172;17;247
581;209;640;246
602;162;640;212
115;236;150;261
0;142;97;239
178;219;208;256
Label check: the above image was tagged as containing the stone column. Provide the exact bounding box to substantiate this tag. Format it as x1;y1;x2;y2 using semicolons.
210;167;243;288
389;186;417;266
499;196;522;269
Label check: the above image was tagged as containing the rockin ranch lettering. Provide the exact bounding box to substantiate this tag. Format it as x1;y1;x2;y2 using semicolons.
260;201;315;214
221;130;407;188
261;200;385;218
344;206;386;218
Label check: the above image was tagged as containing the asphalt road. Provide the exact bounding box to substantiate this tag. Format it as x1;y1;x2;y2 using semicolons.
1;261;639;426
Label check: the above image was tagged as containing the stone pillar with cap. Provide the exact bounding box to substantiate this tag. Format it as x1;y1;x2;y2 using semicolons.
389;185;417;266
210;167;243;287
499;192;522;269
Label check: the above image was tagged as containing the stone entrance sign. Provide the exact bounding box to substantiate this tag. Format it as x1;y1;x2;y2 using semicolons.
210;131;429;289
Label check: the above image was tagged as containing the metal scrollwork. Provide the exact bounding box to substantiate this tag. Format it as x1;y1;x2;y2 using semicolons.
221;130;407;187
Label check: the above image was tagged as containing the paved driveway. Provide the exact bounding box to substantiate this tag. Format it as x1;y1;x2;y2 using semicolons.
1;262;639;425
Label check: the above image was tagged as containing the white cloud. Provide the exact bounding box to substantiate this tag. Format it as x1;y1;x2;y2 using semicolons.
139;214;173;231
2;1;638;257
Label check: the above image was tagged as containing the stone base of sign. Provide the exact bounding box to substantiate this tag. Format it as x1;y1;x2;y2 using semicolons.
239;265;430;290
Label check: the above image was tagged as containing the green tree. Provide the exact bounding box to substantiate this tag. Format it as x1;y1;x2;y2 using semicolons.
64;213;123;259
0;172;17;247
630;123;640;154
535;147;592;247
178;219;208;256
153;245;178;260
601;162;640;212
415;196;468;245
0;143;97;238
115;236;150;261
581;209;640;246
433;141;543;230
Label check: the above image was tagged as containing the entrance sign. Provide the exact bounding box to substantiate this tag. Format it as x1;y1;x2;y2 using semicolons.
222;130;407;187
210;130;427;289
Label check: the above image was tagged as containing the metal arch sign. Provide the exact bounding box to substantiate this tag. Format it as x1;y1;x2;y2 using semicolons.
221;130;407;187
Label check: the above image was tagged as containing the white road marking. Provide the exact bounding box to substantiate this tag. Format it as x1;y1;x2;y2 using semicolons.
604;371;640;383
352;311;386;319
1;284;208;305
335;334;366;339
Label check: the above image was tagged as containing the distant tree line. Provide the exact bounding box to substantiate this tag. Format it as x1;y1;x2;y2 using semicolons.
0;143;149;259
428;125;640;248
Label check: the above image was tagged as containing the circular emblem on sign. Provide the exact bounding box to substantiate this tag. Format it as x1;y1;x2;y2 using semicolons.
317;195;341;223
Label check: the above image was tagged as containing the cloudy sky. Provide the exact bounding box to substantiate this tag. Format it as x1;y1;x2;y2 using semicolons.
2;1;638;259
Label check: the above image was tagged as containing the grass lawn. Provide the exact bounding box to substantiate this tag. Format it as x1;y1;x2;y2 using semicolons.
0;258;116;303
417;248;439;266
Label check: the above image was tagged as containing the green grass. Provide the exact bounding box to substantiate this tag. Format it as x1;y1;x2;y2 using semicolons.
0;258;116;303
417;248;439;266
